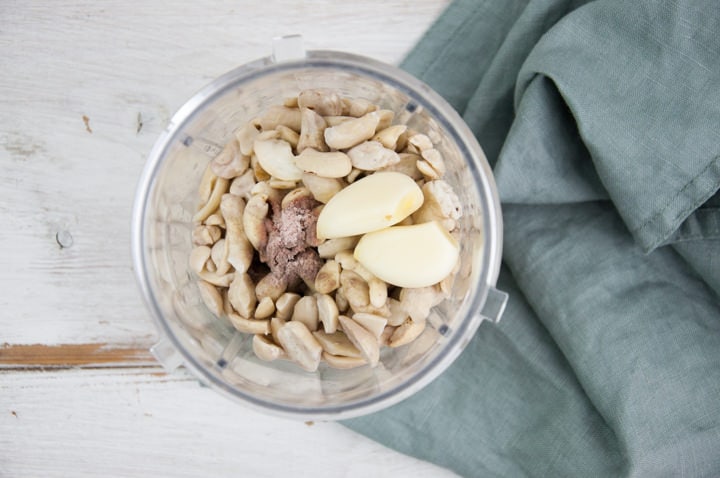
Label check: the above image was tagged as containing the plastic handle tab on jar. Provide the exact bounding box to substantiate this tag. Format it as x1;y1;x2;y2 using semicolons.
150;338;184;373
479;287;508;324
272;34;306;63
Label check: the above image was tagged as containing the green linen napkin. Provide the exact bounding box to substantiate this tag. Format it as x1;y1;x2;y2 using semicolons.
345;1;720;476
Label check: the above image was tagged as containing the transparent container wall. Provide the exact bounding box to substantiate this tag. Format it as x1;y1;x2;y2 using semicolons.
141;60;493;415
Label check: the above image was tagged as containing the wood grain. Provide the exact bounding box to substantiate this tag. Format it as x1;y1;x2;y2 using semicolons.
0;343;155;369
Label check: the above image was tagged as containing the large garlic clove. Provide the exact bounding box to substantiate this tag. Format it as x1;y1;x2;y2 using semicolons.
316;172;423;239
253;139;303;181
354;221;460;288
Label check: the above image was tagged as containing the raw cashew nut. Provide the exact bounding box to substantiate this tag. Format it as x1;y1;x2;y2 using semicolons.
193;176;229;222
412;180;462;232
198;269;234;287
322;352;367;369
340;269;370;310
253;139;303;181
205;213;225;228
192;225;222;246
276;321;323;372
389;318;426;348
220;193;254;273
408;133;433;151
351;312;388;340
270;317;286;345
254;296;275;320
421;148;446;177
275;292;301;320
197;280;223;317
338;315;379;367
292;295;319;332
315;260;341;294
324;111;380;149
228;313;270;335
372;124;407;150
242;193;269;251
235;123;260;156
275;124;300;150
228;273;257;319
256;105;302;132
312;330;362;358
416;159;440;180
211;139;250;179
295;149;352;178
210;238;231;275
399;286;444;322
229;169;256;199
317;237;359;259
297;107;328;153
298;89;344;116
316;293;339;333
252;334;285;361
189;246;212;274
255;273;287;302
380;152;423;180
386;297;409;327
301;172;344;204
341;97;378;117
347;141;401;171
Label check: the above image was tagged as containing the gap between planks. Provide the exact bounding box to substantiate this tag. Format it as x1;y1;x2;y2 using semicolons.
0;342;159;370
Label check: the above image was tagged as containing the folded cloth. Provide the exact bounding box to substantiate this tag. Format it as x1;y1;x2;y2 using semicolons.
344;1;720;476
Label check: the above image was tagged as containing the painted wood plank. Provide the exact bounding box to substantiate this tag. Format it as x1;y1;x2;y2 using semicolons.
0;368;458;477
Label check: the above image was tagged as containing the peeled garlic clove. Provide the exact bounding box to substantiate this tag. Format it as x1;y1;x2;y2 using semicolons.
354;221;460;288
253;139;303;181
316;172;423;239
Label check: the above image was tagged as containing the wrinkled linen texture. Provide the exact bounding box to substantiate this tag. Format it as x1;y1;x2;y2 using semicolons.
344;1;720;476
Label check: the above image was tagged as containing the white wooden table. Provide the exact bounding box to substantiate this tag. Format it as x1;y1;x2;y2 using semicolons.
0;2;459;476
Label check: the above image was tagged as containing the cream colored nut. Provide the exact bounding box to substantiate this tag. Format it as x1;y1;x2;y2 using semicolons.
338;315;379;367
189;246;212;273
253;139;303;181
229;169;256;199
275;124;300;149
276;321;323;372
297;107;328;153
205;257;217;273
345;168;364;184
256;105;302;132
372;124;407;150
281;187;313;209
354;221;460;288
292;295;319;331
341;97;378;117
351;301;391;318
322;352;367;369
210;238;231;275
399;285;444;322
298;89;344;116
222;288;234;316
316;293;339;333
395;130;409;152
312;330;362;358
270;317;286;344
374;110;394;131
228;313;270;335
193;176;229;222
404;142;421;155
421;148;446;177
197;280;223;317
334;251;386;308
220;194;254;273
408;133;433;151
192;225;222;246
315;260;341;294
335;289;349;313
346;141;401;171
256;130;281;141
268;177;298;190
255;296;275;320
295;149;352;178
301;172;343;204
317;237;359;259
379;325;396;346
255;273;287;302
228;273;257;318
242;194;269;251
283;96;299;108
416;159;440;180
415;180;462;222
368;278;388;310
235;123;260;156
323;111;380;150
351;312;387;340
389;318;426;347
198;165;217;205
211;139;250;179
386;297;408;326
340;270;370;310
316;172;424;239
205;213;225;228
323;115;354;127
198;270;234;287
275;292;301;320
250;154;271;182
252;334;285;361
380;152;423;180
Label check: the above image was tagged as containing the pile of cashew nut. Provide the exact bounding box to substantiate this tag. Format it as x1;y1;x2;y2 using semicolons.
190;89;463;372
